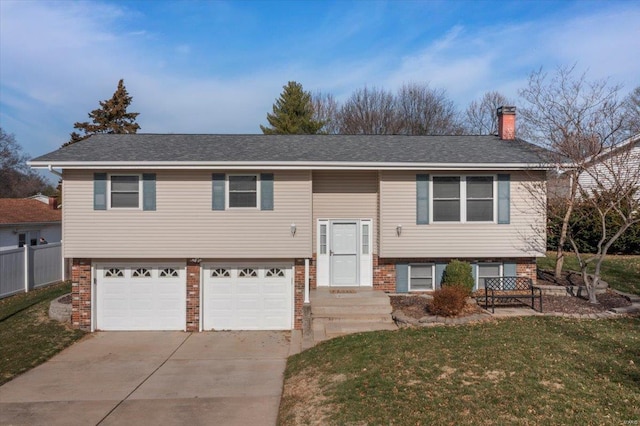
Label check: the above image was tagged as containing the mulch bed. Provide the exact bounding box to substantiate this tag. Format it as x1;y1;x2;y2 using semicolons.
57;294;72;304
391;268;632;320
390;295;485;320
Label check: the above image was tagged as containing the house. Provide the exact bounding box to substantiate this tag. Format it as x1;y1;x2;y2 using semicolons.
0;198;61;251
29;106;551;332
578;133;640;201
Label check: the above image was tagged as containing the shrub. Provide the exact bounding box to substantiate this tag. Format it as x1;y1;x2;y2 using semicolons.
547;200;640;255
441;260;474;296
429;286;468;317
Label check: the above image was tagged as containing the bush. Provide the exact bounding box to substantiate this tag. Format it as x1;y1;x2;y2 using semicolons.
547;201;640;255
429;286;468;317
441;260;474;296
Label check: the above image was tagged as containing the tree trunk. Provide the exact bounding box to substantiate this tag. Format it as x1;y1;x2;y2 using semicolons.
555;186;577;278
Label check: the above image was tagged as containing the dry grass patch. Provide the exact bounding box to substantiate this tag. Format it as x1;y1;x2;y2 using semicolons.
279;317;640;425
0;282;85;385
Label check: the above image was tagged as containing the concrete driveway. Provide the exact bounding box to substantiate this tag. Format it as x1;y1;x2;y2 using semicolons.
0;331;301;426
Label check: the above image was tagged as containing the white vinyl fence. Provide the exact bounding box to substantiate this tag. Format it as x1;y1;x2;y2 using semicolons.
0;242;62;299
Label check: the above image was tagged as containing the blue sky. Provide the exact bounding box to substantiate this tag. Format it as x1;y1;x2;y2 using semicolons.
1;0;639;167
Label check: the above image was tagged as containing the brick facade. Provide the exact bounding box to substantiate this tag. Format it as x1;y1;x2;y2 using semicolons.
308;254;537;293
293;259;306;330
186;260;201;332
71;258;92;331
70;255;536;332
372;256;538;292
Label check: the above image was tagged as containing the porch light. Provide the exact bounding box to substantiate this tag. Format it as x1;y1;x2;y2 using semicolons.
290;223;297;237
396;224;402;237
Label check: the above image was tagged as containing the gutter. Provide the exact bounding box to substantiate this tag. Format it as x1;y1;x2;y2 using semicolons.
29;161;557;171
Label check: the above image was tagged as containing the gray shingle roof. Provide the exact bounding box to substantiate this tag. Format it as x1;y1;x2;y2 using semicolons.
31;134;550;165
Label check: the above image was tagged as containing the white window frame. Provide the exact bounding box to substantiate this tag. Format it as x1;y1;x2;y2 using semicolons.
430;175;497;223
226;174;260;209
108;174;142;210
476;263;503;290
408;263;435;292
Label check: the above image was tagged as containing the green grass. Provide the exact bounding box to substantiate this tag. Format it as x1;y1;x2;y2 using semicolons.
279;317;640;425
538;252;640;295
0;282;86;385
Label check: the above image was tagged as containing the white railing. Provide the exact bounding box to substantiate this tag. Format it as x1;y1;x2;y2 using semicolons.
0;242;62;299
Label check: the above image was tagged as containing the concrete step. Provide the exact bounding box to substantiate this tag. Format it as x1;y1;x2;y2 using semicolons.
312;305;392;316
312;289;390;299
324;321;397;338
610;305;640;314
309;296;392;306
312;313;395;323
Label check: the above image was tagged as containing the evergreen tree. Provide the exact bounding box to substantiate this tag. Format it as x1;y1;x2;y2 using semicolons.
260;81;324;134
64;79;140;146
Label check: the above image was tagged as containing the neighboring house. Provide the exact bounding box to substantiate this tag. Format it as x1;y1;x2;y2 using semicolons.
29;106;552;332
0;198;61;251
578;133;640;201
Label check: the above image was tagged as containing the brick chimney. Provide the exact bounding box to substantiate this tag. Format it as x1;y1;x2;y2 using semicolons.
48;196;58;210
497;106;516;140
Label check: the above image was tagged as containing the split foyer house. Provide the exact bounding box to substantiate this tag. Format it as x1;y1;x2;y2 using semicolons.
29;106;551;332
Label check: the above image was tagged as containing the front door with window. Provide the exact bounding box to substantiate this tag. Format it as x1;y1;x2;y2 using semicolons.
331;222;358;285
317;219;372;287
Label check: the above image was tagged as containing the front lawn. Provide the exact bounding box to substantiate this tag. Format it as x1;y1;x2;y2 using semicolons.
0;282;86;386
538;252;640;295
279;317;640;425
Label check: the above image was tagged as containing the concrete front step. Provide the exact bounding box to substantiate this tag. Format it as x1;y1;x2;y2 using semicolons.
308;288;397;344
312;305;392;316
312;313;395;323
310;296;392;306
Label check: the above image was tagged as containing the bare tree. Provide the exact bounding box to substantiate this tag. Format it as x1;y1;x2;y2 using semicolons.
395;83;463;135
622;86;640;137
464;91;512;135
339;86;400;134
518;65;627;300
312;91;340;134
569;137;640;302
0;128;52;198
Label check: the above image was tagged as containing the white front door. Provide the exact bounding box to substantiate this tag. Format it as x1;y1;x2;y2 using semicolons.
316;219;372;287
331;222;359;286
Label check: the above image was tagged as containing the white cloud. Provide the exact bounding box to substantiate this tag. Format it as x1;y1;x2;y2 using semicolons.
1;0;639;164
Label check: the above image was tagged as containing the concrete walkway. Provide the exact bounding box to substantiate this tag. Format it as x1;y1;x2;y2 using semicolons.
0;330;301;426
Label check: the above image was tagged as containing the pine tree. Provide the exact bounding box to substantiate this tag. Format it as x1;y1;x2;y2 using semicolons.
64;79;140;146
260;81;324;134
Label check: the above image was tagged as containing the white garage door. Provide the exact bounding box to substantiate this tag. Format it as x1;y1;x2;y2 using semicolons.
96;264;186;331
203;265;293;330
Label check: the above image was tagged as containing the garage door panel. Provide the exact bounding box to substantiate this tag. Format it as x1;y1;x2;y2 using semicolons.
97;265;186;331
203;265;292;331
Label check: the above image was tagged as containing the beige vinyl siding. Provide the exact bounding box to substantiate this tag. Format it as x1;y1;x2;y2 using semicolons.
312;171;379;253
379;170;546;258
62;170;312;258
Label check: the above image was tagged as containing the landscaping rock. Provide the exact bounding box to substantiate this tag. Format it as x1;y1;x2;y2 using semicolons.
49;293;72;323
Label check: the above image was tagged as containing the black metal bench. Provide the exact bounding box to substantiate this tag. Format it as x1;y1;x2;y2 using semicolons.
482;276;542;313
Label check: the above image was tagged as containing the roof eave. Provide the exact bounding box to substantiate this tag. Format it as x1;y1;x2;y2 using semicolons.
0;221;61;227
29;160;555;171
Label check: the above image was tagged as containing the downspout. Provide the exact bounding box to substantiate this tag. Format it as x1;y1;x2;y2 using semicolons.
48;165;63;177
304;258;310;304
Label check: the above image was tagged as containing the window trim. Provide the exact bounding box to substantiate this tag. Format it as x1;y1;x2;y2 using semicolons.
108;174;142;210
476;262;503;290
408;263;435;292
430;175;497;223
226;173;260;209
